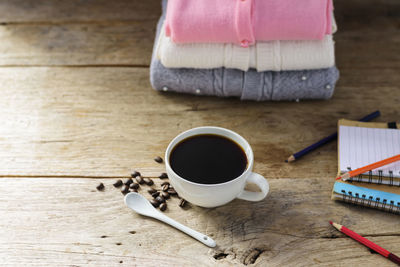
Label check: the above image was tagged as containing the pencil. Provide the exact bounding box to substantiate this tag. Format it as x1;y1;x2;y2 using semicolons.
336;154;400;180
286;110;381;163
329;221;400;265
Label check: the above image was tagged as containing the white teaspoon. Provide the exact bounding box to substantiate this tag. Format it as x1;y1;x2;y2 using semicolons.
124;192;216;247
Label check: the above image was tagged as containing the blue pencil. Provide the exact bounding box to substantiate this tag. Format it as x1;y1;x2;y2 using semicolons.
286;110;381;163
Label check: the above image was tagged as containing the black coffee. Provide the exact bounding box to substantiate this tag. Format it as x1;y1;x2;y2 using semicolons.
169;134;247;184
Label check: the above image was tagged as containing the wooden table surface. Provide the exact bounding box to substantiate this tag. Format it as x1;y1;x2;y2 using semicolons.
0;0;399;266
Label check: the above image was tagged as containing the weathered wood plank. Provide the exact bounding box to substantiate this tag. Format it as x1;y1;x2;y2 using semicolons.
0;177;398;266
0;10;398;67
334;0;400;70
0;0;398;266
0;24;398;68
0;67;398;178
0;0;397;67
335;31;400;69
0;0;397;25
334;0;400;32
0;22;156;66
0;0;161;23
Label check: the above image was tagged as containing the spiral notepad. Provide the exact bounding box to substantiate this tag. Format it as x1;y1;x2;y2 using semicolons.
332;119;400;214
332;180;400;214
339;120;400;185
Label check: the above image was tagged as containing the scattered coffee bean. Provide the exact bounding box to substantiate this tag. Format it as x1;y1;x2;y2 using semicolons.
135;176;144;184
96;183;105;191
160;191;170;199
162;184;169;192
148;188;157;194
179;199;187;207
130;188;138;193
161;181;170;186
124;178;133;186
154;156;163;163
159;172;168;179
156;196;165;203
151;191;160;198
131;171;141;178
159;203;167;211
143;178;154;186
167;188;177;195
121;185;130;195
113;179;123;187
129;182;139;190
150;199;160;207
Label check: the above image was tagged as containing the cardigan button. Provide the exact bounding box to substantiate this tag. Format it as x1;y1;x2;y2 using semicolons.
240;39;249;48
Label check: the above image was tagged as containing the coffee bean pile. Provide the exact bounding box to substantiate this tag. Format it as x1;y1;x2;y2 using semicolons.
95;156;188;212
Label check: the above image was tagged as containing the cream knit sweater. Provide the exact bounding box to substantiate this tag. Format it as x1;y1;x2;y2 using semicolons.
156;23;336;72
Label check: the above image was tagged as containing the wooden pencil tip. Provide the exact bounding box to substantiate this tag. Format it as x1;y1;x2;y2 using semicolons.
286;155;295;163
330;222;342;231
341;172;350;180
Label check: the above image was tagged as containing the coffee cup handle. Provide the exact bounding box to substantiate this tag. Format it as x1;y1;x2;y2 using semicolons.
236;172;269;202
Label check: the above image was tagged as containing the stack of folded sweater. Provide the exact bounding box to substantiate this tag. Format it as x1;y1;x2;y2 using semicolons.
150;0;340;101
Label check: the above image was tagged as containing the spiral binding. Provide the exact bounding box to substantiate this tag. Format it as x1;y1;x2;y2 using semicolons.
341;189;400;214
346;167;400;186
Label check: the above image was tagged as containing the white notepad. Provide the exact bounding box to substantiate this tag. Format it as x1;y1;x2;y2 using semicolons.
339;125;400;179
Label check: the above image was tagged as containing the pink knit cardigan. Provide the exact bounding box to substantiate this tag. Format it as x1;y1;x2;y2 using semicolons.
165;0;333;47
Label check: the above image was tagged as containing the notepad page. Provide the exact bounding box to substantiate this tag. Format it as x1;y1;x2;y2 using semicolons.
339;126;400;178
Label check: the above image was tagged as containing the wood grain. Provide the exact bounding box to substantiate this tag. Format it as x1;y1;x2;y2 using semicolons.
0;1;398;67
0;0;397;25
0;178;399;266
0;0;397;68
0;67;398;178
0;24;398;68
0;22;156;66
0;0;398;266
0;0;161;23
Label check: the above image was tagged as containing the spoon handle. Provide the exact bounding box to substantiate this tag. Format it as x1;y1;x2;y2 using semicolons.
155;213;216;247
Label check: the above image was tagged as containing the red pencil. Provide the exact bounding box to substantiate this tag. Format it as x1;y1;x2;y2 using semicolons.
330;221;400;265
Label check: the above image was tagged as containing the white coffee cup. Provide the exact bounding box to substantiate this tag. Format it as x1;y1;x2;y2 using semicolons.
165;126;269;208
